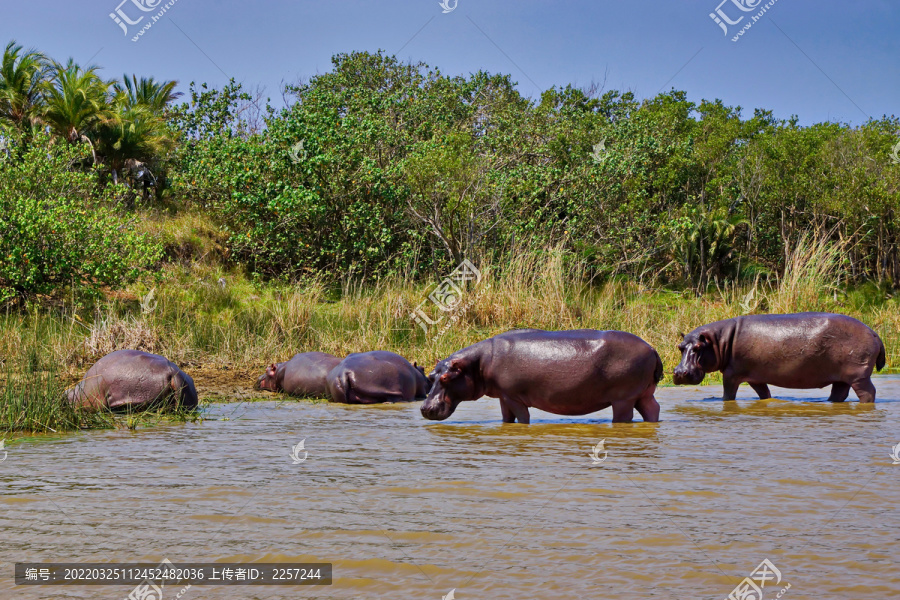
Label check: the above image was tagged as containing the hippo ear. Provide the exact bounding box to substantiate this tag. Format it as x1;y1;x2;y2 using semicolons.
267;363;277;375
678;332;686;339
696;332;714;349
439;358;469;383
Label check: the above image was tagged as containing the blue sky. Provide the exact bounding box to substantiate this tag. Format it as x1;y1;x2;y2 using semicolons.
3;0;897;125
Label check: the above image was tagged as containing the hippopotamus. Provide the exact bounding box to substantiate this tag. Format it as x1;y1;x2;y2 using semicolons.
326;351;430;404
66;349;198;411
255;352;342;397
673;312;887;402
420;329;663;424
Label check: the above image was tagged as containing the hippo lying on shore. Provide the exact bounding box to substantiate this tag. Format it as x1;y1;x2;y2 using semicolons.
673;312;886;402
67;350;198;411
326;351;430;404
255;352;341;397
420;329;663;424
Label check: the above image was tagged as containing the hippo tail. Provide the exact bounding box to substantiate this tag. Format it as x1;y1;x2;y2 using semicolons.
171;372;199;409
653;350;664;384
329;369;351;403
876;338;886;372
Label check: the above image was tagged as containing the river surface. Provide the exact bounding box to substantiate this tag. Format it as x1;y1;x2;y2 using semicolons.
2;377;899;600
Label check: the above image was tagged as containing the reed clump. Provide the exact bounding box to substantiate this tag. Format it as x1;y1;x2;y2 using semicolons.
1;238;896;433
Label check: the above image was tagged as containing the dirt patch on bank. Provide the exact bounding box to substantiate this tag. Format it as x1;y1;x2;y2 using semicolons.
183;363;272;402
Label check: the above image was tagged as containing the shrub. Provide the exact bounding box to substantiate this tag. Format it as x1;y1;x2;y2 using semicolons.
0;133;162;305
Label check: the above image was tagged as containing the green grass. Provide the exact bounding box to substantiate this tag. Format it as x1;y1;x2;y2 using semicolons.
2;234;899;435
0;362;115;434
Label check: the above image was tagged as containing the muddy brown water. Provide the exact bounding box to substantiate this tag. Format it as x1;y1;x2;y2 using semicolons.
2;377;899;599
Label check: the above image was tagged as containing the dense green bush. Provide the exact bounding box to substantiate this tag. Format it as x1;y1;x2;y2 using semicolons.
0;132;161;304
167;51;900;288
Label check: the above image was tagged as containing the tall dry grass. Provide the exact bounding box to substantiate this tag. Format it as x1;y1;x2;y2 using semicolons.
1;238;896;416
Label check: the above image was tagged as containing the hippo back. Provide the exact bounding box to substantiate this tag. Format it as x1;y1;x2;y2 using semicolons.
69;349;198;411
281;352;342;397
326;351;425;404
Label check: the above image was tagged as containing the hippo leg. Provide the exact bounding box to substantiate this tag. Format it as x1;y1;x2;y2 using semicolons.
722;376;740;401
850;378;876;403
634;387;660;423
827;382;850;403
749;383;772;400
499;397;530;424
611;401;634;423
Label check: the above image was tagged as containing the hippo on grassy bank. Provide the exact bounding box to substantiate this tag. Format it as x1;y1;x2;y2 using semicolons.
421;329;663;424
326;351;430;404
255;352;342;397
673;312;886;402
67;349;198;411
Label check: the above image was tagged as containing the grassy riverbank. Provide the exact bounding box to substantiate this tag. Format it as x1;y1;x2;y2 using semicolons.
2;234;898;434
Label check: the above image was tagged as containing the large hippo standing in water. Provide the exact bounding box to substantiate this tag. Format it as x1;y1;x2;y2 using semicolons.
326;351;430;404
673;312;886;402
255;352;342;397
67;350;199;411
420;329;663;424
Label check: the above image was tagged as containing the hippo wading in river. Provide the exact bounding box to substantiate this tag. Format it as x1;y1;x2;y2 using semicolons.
421;329;664;424
255;352;342;397
326;351;430;404
67;350;199;411
674;312;887;402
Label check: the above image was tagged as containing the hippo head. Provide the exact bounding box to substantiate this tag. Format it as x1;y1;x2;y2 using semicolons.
673;330;718;385
255;363;279;391
420;356;481;421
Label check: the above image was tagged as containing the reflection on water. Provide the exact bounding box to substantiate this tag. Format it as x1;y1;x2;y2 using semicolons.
1;377;898;599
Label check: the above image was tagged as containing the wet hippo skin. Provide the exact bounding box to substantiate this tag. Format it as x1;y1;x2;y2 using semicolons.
67;349;199;411
421;328;664;424
256;352;342;397
326;351;429;404
674;312;886;402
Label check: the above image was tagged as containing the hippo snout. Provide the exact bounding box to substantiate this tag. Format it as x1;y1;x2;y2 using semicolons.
420;393;456;421
420;402;450;421
673;367;704;386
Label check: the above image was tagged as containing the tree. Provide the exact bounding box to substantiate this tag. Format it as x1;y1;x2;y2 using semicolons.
41;59;111;152
114;74;181;112
94;102;175;186
0;41;47;130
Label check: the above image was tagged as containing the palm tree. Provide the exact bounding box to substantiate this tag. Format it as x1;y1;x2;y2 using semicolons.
670;206;748;290
114;74;181;113
0;41;48;129
94;101;175;185
41;59;111;147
